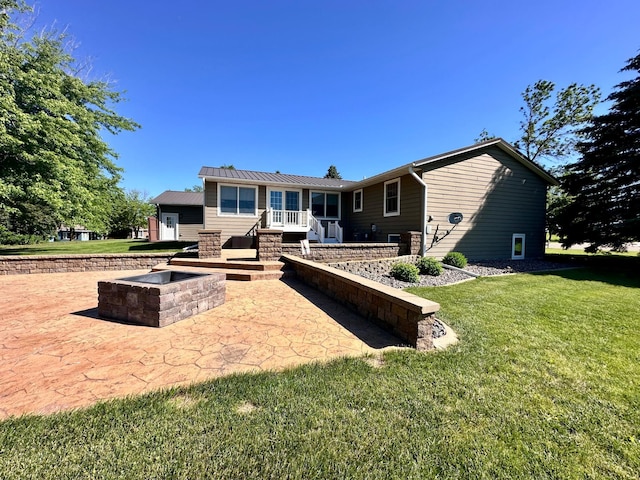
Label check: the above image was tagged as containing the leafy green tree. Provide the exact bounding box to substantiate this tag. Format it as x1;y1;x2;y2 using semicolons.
559;52;640;251
474;128;497;143
0;1;139;239
514;80;600;164
184;184;203;192
324;165;342;179
109;189;155;238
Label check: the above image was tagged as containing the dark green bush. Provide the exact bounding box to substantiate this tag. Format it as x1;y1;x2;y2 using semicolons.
442;251;468;269
0;226;44;245
390;262;420;283
416;256;443;276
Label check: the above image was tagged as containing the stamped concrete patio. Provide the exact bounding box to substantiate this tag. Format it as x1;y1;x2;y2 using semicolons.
0;270;402;419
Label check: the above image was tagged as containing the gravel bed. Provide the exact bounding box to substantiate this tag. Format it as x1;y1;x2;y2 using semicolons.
341;258;571;289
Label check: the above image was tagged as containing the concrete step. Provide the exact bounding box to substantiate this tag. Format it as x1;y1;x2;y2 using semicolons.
169;258;284;272
152;263;286;281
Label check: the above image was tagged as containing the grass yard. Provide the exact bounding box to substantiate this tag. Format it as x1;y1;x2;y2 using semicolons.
0;239;194;255
0;267;638;478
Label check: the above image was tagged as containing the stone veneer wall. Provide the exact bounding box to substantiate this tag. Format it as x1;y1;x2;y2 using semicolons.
98;272;226;327
198;230;222;258
281;242;408;263
0;253;174;276
282;254;440;351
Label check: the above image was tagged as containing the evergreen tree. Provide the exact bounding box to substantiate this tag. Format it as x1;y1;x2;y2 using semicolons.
324;165;342;179
559;52;640;250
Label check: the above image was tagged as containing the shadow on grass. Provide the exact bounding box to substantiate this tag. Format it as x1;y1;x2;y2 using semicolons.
537;255;640;288
0;246;52;256
281;277;404;350
127;241;194;252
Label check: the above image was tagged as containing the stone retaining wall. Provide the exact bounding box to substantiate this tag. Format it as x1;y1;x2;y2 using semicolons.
281;242;407;262
329;256;420;276
0;253;175;275
282;254;440;351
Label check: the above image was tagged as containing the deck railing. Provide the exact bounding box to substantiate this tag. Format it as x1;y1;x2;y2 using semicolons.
266;209;309;230
266;208;342;243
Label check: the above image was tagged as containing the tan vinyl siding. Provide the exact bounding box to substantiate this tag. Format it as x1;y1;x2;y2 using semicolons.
423;146;547;260
344;174;423;242
204;180;267;244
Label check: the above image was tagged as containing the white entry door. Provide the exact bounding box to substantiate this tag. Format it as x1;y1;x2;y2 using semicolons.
161;213;179;240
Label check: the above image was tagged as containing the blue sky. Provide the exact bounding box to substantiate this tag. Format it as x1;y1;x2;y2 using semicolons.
33;0;640;196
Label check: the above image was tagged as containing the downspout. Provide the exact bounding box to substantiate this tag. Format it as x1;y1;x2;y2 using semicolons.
201;177;206;229
408;166;428;256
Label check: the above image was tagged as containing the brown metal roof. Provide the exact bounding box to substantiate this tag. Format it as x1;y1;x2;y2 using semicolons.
150;190;203;205
198;167;355;189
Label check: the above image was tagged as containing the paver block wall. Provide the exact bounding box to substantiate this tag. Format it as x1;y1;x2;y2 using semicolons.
281;243;408;262
282;254;440;351
98;273;226;327
198;230;222;258
329;256;420;276
257;229;283;261
0;253;174;276
400;231;422;256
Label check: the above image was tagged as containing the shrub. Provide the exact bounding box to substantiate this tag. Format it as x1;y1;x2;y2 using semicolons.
416;256;443;276
0;226;44;245
390;262;420;283
442;251;468;269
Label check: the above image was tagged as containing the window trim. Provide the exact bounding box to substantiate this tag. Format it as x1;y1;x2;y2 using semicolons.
267;187;303;211
383;178;401;217
309;191;341;220
512;233;526;260
217;183;259;217
353;189;363;213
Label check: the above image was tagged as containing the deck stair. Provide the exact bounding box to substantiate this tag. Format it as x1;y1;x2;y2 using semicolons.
152;257;286;281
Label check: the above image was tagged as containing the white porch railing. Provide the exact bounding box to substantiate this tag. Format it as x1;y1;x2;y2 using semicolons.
266;209;309;230
266;208;342;243
308;211;325;242
327;221;343;243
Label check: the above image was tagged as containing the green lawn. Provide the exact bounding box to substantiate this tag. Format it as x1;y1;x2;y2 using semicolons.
546;246;638;257
0;239;194;255
1;267;638;478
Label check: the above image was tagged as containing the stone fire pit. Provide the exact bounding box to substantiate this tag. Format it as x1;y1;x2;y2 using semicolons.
98;270;226;327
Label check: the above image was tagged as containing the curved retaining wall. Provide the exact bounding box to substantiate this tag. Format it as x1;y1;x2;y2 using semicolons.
0;253;175;275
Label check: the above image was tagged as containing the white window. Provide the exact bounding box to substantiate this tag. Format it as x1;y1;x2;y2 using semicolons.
384;178;400;217
218;184;258;216
268;188;301;212
512;234;526;259
353;189;363;212
310;191;340;219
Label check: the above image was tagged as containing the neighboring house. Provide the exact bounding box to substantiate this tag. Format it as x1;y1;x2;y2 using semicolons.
198;139;558;260
150;191;204;242
58;226;101;241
